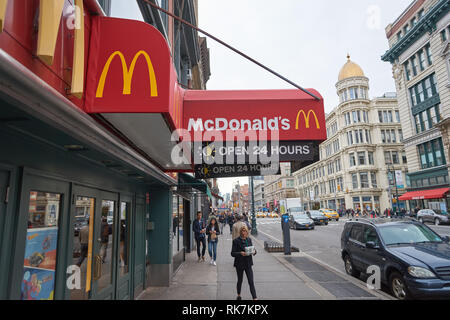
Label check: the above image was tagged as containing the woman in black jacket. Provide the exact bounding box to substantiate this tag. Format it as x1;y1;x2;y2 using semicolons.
206;218;220;265
231;225;257;300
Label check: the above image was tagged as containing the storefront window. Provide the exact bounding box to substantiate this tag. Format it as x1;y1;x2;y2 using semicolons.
22;192;61;300
98;200;115;292
172;195;184;255
71;197;95;300
119;202;130;276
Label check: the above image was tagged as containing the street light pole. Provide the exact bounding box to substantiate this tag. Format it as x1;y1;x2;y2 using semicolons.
250;176;258;235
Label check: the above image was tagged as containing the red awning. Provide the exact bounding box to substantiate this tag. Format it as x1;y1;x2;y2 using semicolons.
399;188;450;201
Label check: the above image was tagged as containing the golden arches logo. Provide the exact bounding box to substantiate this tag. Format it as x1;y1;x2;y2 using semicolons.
96;50;158;98
295;110;320;130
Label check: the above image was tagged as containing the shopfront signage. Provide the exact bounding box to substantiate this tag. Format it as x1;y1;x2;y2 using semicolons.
194;163;281;179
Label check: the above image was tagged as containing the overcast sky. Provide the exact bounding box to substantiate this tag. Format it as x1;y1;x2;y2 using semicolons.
197;0;412;195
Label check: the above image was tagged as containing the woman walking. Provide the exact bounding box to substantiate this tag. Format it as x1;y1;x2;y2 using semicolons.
206;218;220;265
231;226;257;300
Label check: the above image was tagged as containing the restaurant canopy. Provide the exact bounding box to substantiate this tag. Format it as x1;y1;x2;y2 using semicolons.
398;188;450;201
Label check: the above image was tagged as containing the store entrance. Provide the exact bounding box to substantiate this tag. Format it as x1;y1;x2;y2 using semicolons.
70;185;120;300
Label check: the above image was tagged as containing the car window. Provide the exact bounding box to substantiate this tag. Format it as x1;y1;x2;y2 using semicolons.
349;224;363;242
363;226;380;245
378;223;443;245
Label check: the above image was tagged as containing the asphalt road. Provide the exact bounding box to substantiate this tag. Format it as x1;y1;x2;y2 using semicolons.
255;217;450;278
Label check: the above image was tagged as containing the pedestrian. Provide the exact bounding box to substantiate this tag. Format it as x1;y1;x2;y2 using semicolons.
219;213;226;234
227;212;234;234
100;216;110;263
172;214;178;236
231;225;257;300
232;215;247;240
206;218;220;266
192;211;207;262
76;219;90;267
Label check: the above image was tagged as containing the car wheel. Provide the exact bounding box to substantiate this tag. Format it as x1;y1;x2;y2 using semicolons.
389;272;411;300
336;218;339;222
419;218;424;224
344;254;360;278
325;222;328;225
435;218;440;226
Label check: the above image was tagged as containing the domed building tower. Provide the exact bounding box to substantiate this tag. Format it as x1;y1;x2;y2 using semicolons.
293;55;407;214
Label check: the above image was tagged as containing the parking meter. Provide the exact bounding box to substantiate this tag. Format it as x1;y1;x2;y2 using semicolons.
281;214;291;255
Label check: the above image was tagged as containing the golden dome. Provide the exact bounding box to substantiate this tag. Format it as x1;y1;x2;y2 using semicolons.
338;54;365;81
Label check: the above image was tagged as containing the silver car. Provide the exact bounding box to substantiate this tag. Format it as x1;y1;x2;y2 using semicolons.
417;209;449;225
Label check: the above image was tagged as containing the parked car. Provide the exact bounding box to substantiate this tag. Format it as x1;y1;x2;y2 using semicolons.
417;209;449;225
289;213;315;230
306;210;329;225
320;209;339;221
341;218;450;300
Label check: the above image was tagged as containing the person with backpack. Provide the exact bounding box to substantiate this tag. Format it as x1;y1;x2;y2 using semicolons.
206;218;220;266
192;211;207;262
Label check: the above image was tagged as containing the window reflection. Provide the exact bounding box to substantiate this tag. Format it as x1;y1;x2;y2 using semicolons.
119;202;130;276
22;192;61;300
71;197;94;300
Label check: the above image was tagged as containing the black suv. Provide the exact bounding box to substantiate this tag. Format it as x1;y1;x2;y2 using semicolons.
341;218;450;300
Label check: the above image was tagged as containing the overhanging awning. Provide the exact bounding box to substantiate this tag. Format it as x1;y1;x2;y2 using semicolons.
399;188;450;201
178;173;212;200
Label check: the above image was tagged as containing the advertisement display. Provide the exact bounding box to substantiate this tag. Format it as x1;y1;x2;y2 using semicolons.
395;170;404;189
21;227;58;300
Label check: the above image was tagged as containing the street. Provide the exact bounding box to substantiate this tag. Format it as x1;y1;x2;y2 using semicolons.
255;217;450;290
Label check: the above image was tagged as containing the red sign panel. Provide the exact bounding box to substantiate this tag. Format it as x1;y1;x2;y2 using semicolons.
183;89;326;142
84;17;177;117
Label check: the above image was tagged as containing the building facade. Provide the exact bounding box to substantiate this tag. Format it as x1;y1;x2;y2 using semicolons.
264;163;297;212
293;56;408;213
382;0;450;211
0;0;211;300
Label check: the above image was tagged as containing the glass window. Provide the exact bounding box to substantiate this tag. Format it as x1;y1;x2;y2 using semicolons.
426;44;433;65
399;129;403;142
378;111;383;123
350;153;356;167
71;197;94;300
350;225;363;242
23;192;61;300
385;151;392;165
352;173;358;189
381;130;386;143
391;129;397;143
360;172;369;188
392;151;399;164
368;152;374;165
424;78;432;98
418;50;426;71
358;152;366;165
371;172;377;188
98;200;115;292
441;29;447;42
119;202;130;276
422;110;430;131
434;139;444;166
426;142;435;167
411;56;418;76
395;111;400;122
404;61;411;81
416;84;424;103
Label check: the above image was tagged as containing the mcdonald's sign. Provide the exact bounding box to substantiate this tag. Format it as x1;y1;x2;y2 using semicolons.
85;16;177;118
95;50;158;98
295;110;321;130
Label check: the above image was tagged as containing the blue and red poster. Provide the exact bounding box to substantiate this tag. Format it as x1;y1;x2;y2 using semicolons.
21;227;58;300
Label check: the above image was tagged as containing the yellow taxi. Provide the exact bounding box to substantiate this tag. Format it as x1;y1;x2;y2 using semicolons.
268;212;279;218
319;209;340;221
256;212;267;218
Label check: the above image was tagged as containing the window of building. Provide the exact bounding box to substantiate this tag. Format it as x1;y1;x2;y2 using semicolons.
395;110;400;122
418;9;424;20
425;44;433;66
417;138;446;169
411;56;418;76
368;152;374;165
358;152;366;165
371;172;377;188
418;49;426;71
399;129;403;142
441;29;448;42
384;151;392;165
378;111;383;123
360;172;369;188
352;174;358;189
347;131;353;146
350;153;356;167
392;151;399;164
404;61;411;81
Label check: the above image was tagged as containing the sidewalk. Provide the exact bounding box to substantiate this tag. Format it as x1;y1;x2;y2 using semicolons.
138;225;391;300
